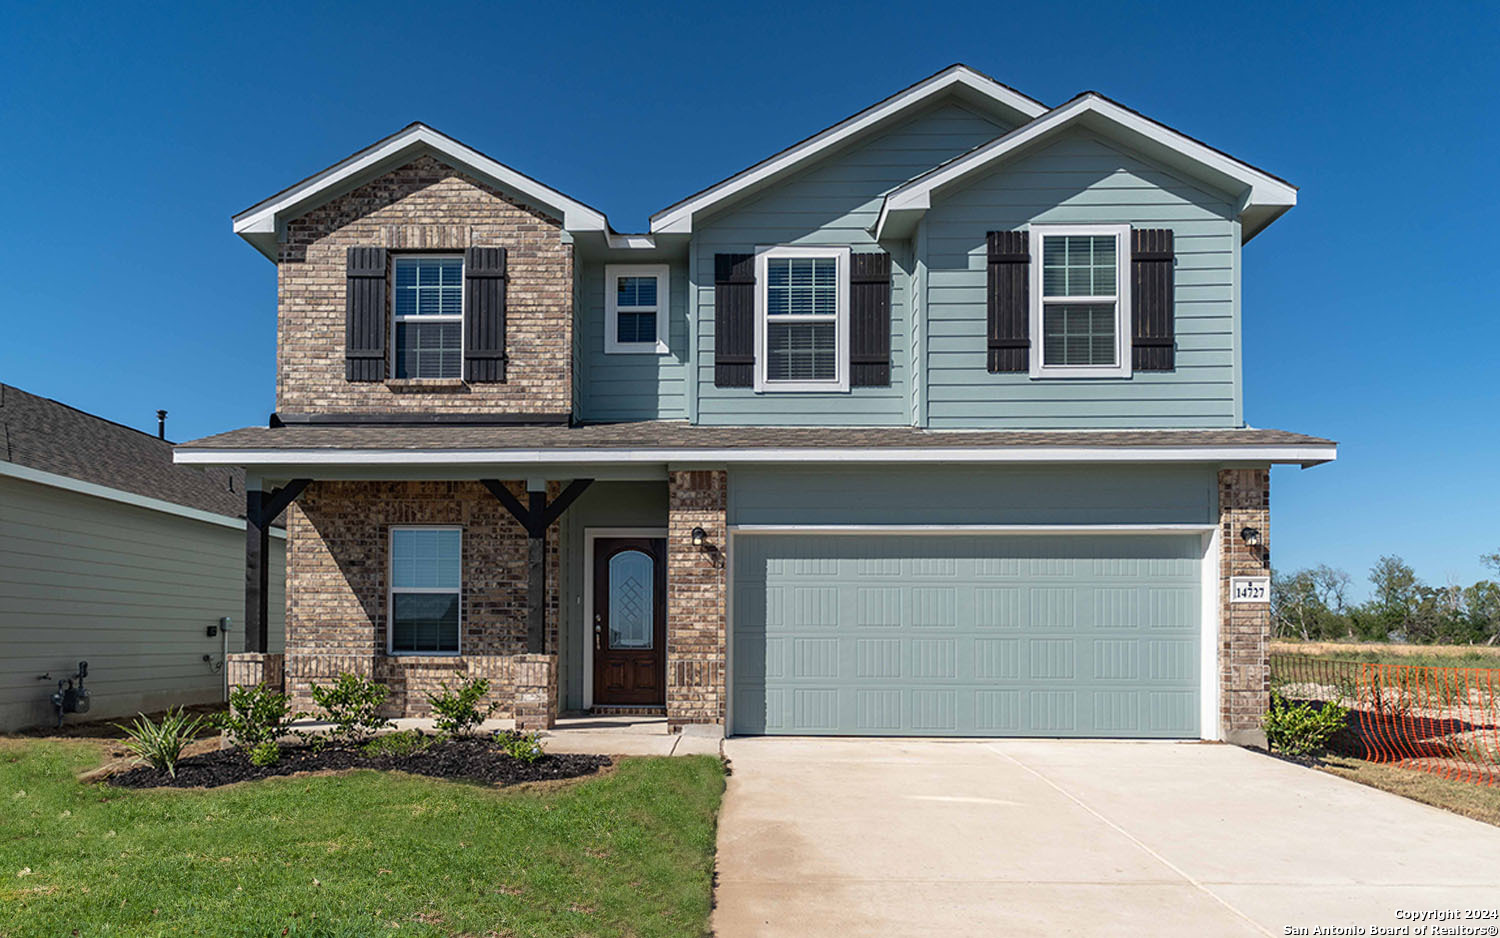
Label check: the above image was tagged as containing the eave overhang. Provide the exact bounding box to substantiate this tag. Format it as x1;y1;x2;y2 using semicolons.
232;123;615;261
876;93;1298;243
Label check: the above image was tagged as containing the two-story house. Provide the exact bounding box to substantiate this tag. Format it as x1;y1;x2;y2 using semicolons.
177;65;1335;744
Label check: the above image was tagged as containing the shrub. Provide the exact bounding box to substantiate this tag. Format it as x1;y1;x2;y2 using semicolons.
216;683;301;752
310;673;391;743
249;740;281;767
116;708;205;778
426;677;499;737
496;730;545;764
1263;691;1348;757
361;729;433;758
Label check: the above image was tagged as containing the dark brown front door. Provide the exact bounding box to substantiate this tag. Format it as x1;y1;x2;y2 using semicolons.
592;537;666;706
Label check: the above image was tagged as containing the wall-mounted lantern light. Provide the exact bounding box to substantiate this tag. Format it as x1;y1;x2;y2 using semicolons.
691;526;707;547
689;525;723;568
1240;527;1262;547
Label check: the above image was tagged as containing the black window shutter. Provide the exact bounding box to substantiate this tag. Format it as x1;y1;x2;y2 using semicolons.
1131;229;1175;371
850;252;891;387
986;231;1029;373
345;246;388;381
464;246;508;382
714;253;755;387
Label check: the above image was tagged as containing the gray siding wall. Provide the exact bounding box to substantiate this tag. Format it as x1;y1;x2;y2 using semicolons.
922;130;1240;428
576;262;690;422
0;475;286;731
557;481;669;710
693;101;1010;425
728;464;1217;526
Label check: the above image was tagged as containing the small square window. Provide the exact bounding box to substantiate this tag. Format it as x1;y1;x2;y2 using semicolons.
393;257;463;379
605;265;669;354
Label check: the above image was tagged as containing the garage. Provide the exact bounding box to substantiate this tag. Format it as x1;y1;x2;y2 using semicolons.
730;533;1205;737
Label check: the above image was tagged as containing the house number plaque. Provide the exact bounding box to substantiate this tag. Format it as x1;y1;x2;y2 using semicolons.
1229;576;1270;603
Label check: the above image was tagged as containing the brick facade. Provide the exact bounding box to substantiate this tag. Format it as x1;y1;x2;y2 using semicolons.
283;480;560;719
665;470;728;731
1219;467;1272;744
277;155;573;417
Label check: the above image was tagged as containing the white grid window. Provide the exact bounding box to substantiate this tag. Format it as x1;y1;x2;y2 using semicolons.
604;264;670;354
389;527;461;654
754;245;850;392
1028;225;1131;379
393;256;463;378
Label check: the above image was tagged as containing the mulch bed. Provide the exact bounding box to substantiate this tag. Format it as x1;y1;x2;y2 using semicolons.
106;736;610;790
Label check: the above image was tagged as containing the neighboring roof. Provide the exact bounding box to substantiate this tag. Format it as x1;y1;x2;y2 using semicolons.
175;423;1337;469
0;383;251;521
877;92;1298;242
232;123;613;260
646;64;1049;235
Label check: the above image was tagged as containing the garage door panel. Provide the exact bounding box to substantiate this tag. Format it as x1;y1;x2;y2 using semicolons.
731;534;1202;738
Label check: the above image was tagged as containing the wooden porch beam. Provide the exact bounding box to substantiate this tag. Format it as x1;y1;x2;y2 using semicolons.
244;478;311;655
479;478;594;652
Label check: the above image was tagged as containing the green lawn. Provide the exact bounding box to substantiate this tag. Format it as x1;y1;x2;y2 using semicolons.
0;740;724;938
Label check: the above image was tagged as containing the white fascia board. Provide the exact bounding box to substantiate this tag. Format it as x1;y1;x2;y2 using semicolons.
0;459;284;538
175;443;1337;468
233;124;610;259
648;66;1047;235
876;95;1298;241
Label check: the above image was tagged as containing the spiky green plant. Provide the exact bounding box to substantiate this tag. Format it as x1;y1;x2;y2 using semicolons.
115;707;205;778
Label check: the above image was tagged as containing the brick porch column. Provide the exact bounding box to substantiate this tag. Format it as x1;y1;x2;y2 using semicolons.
513;654;558;731
226;653;285;695
666;469;728;733
1219;467;1271;746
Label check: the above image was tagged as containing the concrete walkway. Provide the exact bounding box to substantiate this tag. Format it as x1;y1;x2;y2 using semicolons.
716;737;1500;937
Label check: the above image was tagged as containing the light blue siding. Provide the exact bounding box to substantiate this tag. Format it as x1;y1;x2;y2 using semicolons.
576;264;690;421
921;130;1240;428
693;101;1012;425
729;465;1217;527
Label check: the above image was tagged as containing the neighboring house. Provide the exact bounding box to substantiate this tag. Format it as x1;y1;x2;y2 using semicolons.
0;384;285;731
177;64;1335;743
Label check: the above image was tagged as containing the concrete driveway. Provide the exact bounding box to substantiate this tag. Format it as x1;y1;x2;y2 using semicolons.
715;738;1500;937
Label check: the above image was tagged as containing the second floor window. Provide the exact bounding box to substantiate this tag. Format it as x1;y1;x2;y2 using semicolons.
604;264;670;354
1029;224;1130;379
754;245;850;392
394;256;463;378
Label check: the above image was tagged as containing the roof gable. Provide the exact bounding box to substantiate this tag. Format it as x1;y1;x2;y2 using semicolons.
233;123;610;260
648;64;1047;235
877;93;1297;242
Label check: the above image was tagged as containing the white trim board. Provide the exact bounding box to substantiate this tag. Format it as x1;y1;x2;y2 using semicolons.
0;459;285;538
232;123;611;260
648;65;1047;235
581;527;668;711
175;443;1337;469
876;93;1298;243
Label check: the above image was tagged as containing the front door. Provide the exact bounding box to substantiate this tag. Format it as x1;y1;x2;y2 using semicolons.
592;537;666;706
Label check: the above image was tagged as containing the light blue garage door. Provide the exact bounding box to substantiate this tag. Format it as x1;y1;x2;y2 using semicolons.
731;534;1202;737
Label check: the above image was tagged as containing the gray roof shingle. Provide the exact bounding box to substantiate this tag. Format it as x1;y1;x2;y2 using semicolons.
1;384;249;520
177;421;1334;454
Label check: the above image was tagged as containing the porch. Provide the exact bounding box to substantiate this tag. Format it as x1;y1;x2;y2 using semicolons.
227;471;728;734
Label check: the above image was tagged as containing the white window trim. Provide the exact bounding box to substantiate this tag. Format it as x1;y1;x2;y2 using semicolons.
387;525;463;656
1028;224;1132;380
604;264;670;355
753;245;851;393
392;255;465;380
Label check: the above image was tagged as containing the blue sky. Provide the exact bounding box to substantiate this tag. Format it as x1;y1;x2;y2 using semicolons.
1;2;1496;597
